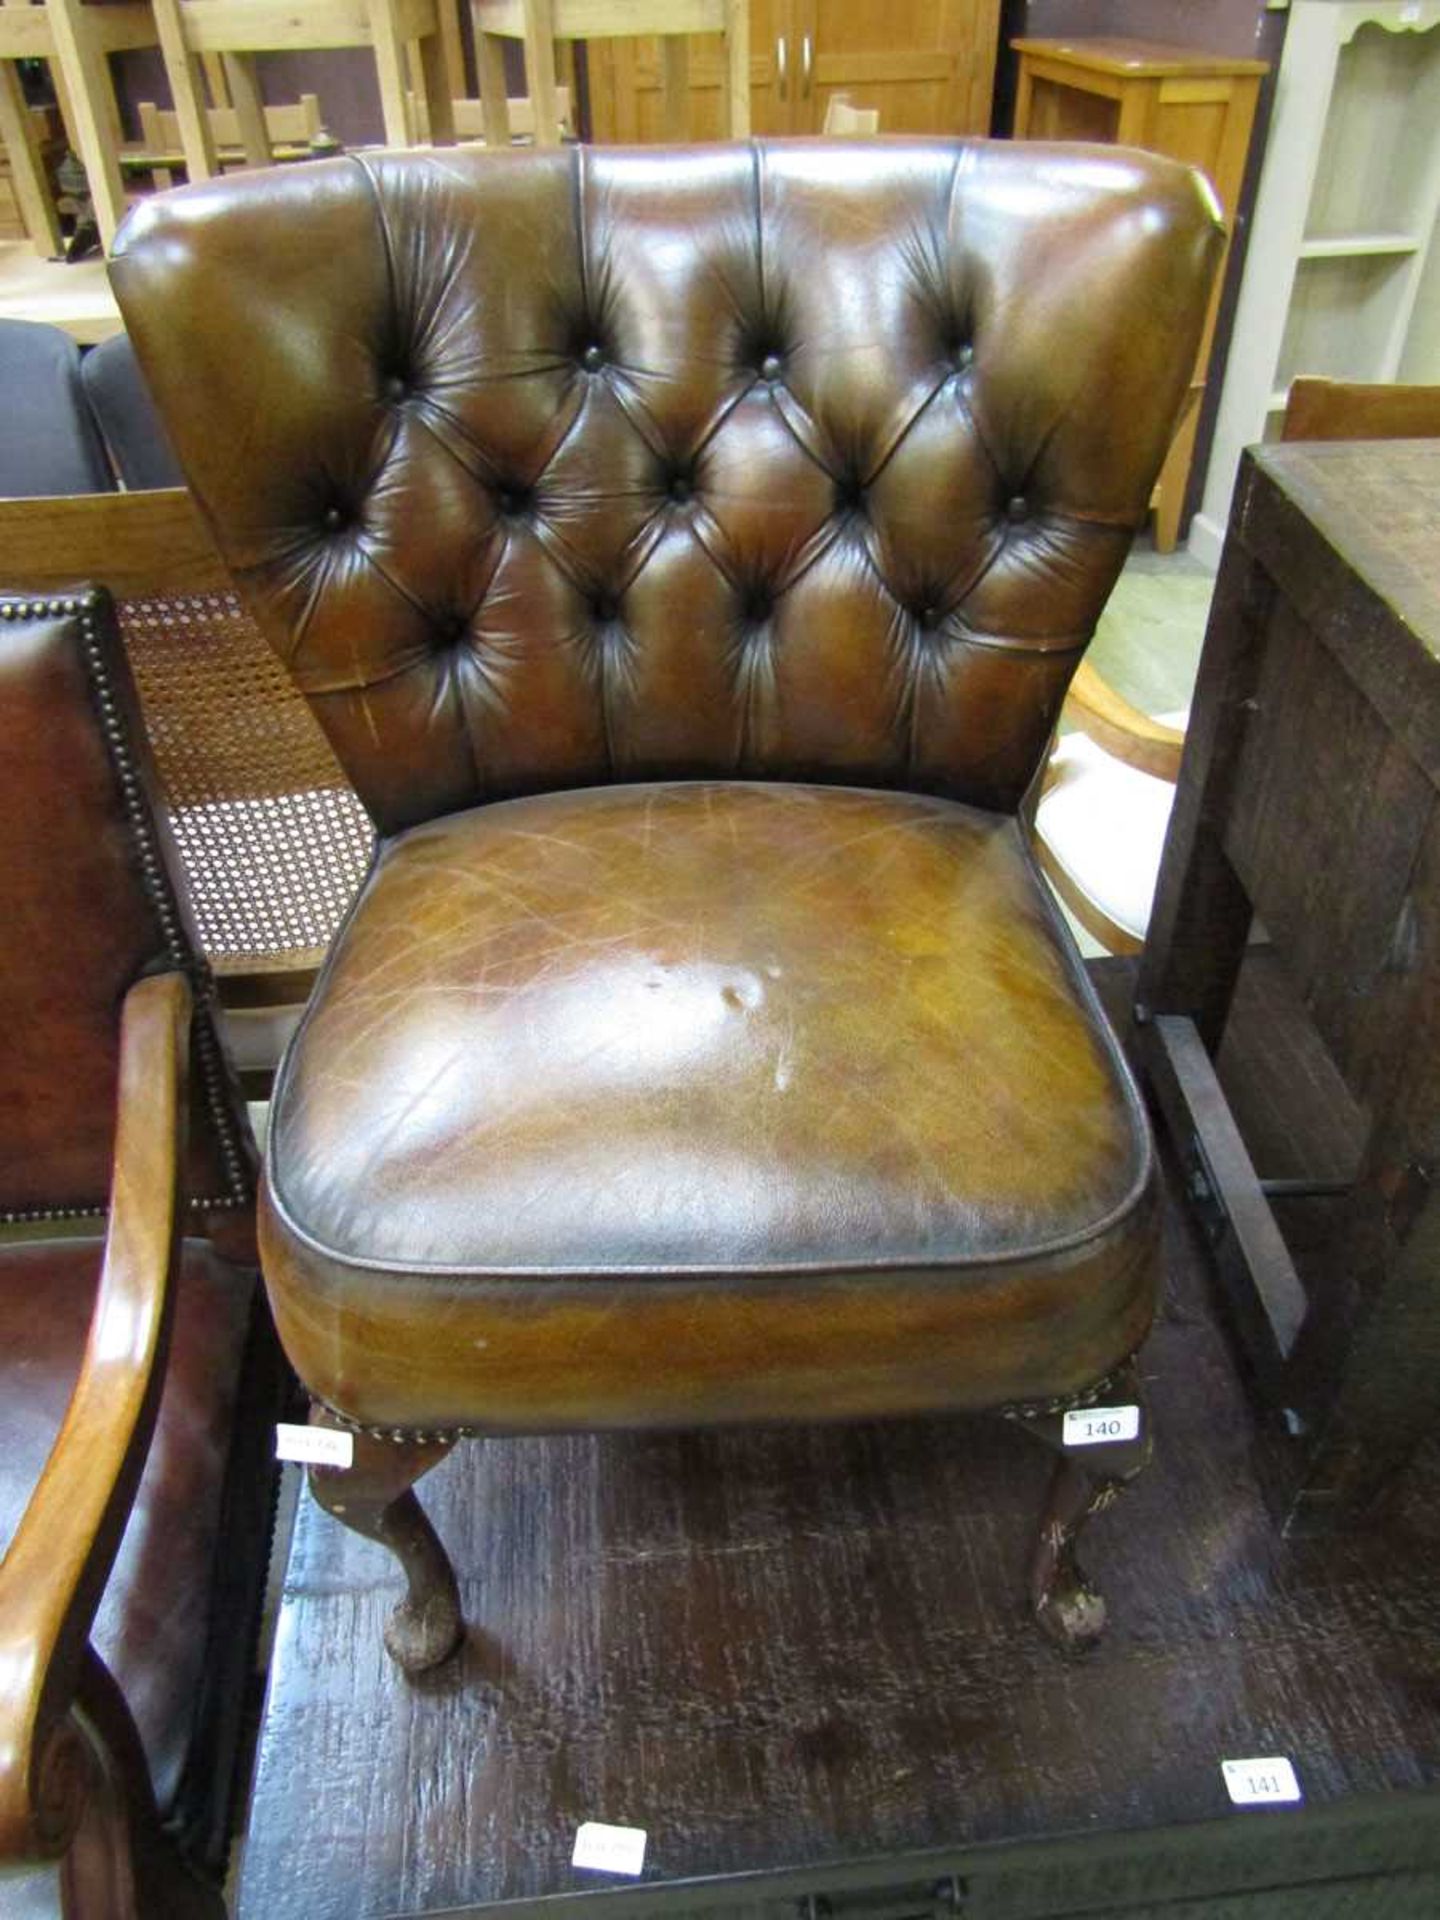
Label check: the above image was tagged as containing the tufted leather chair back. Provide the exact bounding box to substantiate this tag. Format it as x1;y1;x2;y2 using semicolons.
111;142;1221;838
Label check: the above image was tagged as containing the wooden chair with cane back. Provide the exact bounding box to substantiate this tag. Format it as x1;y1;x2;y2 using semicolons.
0;586;286;1915
0;483;375;1085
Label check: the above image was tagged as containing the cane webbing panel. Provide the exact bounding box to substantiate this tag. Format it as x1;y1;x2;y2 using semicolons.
117;589;373;974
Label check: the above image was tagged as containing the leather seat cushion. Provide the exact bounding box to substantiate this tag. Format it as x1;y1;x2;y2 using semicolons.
0;1238;255;1814
261;781;1159;1430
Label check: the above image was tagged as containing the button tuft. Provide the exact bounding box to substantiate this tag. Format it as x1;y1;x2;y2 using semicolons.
760;353;783;382
581;344;605;372
384;374;408;402
1006;495;1030;523
323;505;346;532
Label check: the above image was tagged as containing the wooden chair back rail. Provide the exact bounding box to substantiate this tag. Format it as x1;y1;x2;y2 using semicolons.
470;0;750;147
1063;659;1185;786
0;490;374;986
445;85;574;142
0;487;226;595
130;92;323;184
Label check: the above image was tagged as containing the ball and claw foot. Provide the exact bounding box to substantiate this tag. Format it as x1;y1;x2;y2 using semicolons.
1033;1530;1109;1649
383;1582;464;1674
1028;1458;1131;1652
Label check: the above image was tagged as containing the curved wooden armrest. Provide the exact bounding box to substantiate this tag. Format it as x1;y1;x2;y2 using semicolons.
0;971;191;1865
1063;659;1186;785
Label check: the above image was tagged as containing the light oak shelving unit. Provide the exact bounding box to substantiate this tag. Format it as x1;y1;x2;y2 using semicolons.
1192;0;1440;566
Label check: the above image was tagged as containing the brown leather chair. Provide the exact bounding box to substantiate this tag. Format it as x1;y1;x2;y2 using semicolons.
0;591;283;1914
110;139;1223;1671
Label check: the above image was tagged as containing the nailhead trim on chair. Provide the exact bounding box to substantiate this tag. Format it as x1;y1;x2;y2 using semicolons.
0;593;253;1224
305;1363;1138;1447
998;1366;1131;1422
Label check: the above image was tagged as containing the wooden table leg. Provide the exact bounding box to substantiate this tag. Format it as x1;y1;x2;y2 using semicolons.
371;0;417;146
661;36;690;141
723;0;749;137
46;0;129;249
416;24;456;145
475;25;512;146
151;0;220;184
1136;528;1270;1053
222;53;272;167
0;61;61;257
519;0;560;149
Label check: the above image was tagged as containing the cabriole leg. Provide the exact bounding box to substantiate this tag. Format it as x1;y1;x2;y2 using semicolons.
1011;1360;1152;1650
307;1410;462;1674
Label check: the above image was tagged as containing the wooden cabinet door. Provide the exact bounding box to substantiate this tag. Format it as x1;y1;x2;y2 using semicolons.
586;0;792;142
793;0;1000;135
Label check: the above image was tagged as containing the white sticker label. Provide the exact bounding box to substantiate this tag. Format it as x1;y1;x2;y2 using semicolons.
1062;1404;1141;1447
572;1822;647;1876
274;1423;354;1469
1221;1757;1302;1806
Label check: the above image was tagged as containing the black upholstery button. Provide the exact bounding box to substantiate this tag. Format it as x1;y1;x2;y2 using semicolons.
323;505;346;532
591;594;619;623
1006;495;1030;523
383;374;408;402
760;353;783;382
496;487;530;518
668;473;692;504
743;585;774;622
953;342;974;370
835;476;865;513
917;603;941;629
581;344;605;372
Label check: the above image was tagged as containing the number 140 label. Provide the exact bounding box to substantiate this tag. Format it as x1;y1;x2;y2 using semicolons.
1062;1404;1141;1448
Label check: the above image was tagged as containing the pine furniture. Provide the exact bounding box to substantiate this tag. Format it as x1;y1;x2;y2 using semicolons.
0;588;283;1916
149;0;457;182
584;0;999;141
0;0;157;254
1010;35;1267;554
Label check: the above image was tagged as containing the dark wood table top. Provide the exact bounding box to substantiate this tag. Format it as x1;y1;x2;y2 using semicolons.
1241;442;1440;785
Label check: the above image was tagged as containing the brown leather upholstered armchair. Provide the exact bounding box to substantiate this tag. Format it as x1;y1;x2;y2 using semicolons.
111;140;1222;1671
0;592;282;1914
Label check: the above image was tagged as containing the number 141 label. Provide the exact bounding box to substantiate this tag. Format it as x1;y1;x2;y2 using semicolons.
1222;1757;1302;1806
1062;1404;1141;1447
